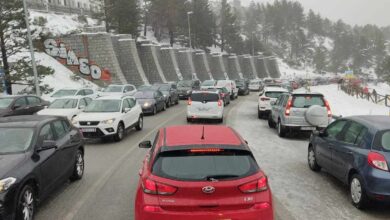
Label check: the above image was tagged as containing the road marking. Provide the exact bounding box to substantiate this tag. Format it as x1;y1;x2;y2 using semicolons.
64;109;186;220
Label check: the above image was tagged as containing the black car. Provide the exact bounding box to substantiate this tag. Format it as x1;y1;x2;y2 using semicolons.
308;116;390;209
235;79;250;96
0;95;49;117
176;80;201;99
0;115;84;220
216;87;231;106
152;83;179;107
134;90;166;115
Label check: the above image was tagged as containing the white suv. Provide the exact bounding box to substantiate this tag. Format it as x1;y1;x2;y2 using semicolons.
73;95;143;142
44;87;97;103
216;80;238;100
258;86;288;119
187;90;224;123
99;84;137;97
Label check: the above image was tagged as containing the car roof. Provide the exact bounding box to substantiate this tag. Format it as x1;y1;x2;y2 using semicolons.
291;91;324;96
52;96;84;100
264;87;288;92
162;125;246;148
346;115;390;131
96;95;133;100
193;90;219;94
0;115;63;128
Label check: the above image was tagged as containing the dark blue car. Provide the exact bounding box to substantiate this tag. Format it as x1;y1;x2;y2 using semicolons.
308;115;390;209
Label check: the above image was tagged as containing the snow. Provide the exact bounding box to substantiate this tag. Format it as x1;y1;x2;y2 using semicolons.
367;82;390;95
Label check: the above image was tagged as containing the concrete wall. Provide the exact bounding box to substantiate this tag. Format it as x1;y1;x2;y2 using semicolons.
227;55;242;80
176;49;195;80
137;43;166;84
266;58;281;78
193;51;211;81
208;54;225;80
255;55;270;79
238;55;251;79
160;47;180;82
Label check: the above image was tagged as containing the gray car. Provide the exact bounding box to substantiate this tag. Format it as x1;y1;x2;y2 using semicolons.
268;92;332;137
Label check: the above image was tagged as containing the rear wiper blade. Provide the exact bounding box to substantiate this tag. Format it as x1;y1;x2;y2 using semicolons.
205;175;239;181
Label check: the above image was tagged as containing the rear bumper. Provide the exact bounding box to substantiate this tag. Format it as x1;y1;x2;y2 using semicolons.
364;168;390;200
77;125;117;138
187;111;223;120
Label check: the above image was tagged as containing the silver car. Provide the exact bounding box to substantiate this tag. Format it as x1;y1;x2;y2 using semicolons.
268;92;332;137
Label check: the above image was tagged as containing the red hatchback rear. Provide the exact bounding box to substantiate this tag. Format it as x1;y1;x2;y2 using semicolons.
135;125;273;220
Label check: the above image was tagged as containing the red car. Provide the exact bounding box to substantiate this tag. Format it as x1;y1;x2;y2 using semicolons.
135;125;273;220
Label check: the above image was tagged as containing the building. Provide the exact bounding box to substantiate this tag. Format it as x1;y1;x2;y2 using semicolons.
27;0;102;15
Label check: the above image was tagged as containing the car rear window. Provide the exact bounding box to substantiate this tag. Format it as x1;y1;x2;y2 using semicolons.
292;95;325;108
374;130;390;152
152;149;259;181
191;93;219;102
265;91;284;98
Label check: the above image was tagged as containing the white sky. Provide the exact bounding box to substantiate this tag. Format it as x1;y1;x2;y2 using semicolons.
239;0;390;27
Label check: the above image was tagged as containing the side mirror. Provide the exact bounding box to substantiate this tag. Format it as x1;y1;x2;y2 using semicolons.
139;141;152;148
124;107;131;113
37;140;57;152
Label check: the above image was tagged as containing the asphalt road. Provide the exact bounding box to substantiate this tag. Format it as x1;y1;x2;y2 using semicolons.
35;93;390;220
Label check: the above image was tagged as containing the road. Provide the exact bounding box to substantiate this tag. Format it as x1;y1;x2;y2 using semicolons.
35;93;390;220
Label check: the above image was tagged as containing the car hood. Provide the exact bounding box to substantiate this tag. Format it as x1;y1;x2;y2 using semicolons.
137;99;155;105
0;153;27;179
75;112;122;122
38;108;80;120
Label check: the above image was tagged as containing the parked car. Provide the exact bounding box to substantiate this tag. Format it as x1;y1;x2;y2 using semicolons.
99;84;137;97
152;83;179;107
308;115;390;209
45;88;96;103
0;95;49;117
177;80;201;99
0;115;84;220
268;92;332;137
200;80;217;90
258;87;288;119
216;80;239;100
135;125;274;220
187;90;224;123
72;95;143;142
236;79;250;95
249;79;263;91
134;90;166;115
37;96;93;120
216;87;231;106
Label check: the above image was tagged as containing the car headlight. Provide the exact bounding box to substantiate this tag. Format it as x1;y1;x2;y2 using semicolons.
0;177;16;193
163;94;167;98
143;102;150;107
186;90;191;94
101;118;115;124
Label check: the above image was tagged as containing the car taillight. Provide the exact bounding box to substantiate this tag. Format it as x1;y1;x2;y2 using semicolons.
239;176;268;193
142;179;177;195
324;99;332;117
368;152;389;171
260;97;270;101
285;99;292;116
218;100;223;107
187;98;192;105
189;148;223;153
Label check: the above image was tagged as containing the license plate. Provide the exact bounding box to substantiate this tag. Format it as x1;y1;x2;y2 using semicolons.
301;127;316;131
81;128;96;132
197;108;210;111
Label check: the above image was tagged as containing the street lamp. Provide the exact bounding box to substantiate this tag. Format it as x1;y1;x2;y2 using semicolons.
187;11;193;49
22;0;40;96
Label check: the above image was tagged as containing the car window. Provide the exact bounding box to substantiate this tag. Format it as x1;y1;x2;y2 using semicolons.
292;95;325;108
275;95;284;106
373;130;390;152
265;91;284;99
76;90;86;96
14;97;27;107
155;91;163;98
341;122;367;145
39;124;55;141
122;99;131;110
79;98;87;108
149;131;161;165
53;120;68;139
191;93;219;102
326;120;348;140
27;97;41;105
127;98;136;108
62;120;71;132
84;97;92;105
84;89;94;95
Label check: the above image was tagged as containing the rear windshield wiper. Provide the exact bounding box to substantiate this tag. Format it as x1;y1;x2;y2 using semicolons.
205;174;239;181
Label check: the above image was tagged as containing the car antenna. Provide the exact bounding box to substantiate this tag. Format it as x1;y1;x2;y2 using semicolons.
201;126;205;140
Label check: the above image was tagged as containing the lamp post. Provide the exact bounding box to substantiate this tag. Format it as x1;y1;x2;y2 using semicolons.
22;0;40;96
187;11;193;49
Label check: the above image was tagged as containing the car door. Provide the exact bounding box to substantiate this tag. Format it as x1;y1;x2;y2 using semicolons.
12;97;29;115
127;98;139;125
331;121;368;181
315;120;348;170
155;91;164;110
273;95;285;122
121;98;132;128
27;96;44;114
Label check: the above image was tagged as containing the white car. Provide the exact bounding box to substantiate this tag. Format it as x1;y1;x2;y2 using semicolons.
249;79;263;91
44;88;97;103
187;90;224;123
258;86;288;119
99;84;137;97
216;80;238;100
37;96;93;120
200;80;217;90
73;95;143;142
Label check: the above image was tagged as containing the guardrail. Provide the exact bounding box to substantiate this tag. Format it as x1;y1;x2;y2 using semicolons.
340;84;390;105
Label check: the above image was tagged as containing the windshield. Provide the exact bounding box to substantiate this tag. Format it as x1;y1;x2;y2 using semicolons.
0;128;34;153
177;80;192;87
49;99;78;109
265;91;285;99
292;95;325;108
236;81;245;86
134;91;154;99
191;93;219;102
201;80;216;86
52;89;77;97
84;100;121;112
0;98;13;109
104;86;123;93
152;149;258;181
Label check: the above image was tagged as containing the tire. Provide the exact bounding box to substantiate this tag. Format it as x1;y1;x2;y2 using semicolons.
152;106;157;115
16;185;35;220
162;103;167;111
135;116;143;131
70;149;84;181
114;123;125;142
277;120;287;137
350;174;369;209
175;98;179;105
187;118;192;123
218;118;224;123
258;109;262;119
167;99;171;108
268;115;276;128
308;146;321;171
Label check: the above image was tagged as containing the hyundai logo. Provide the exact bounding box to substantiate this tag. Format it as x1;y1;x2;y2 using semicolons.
202;186;215;194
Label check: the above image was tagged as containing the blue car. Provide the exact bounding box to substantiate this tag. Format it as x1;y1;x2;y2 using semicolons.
308;115;390;209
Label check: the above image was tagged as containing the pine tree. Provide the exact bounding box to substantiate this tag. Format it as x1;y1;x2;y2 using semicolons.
105;0;140;36
191;0;215;50
219;0;241;53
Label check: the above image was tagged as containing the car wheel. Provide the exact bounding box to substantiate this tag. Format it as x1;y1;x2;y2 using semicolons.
277;120;286;137
268;115;275;128
114;123;125;142
163;102;167;111
136;115;143;131
152;106;157;115
175;98;179;105
167;99;171;108
16;185;35;220
308;146;321;171
187;118;192;123
258;109;262;119
70;149;84;181
350;174;369;209
218;118;224;123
